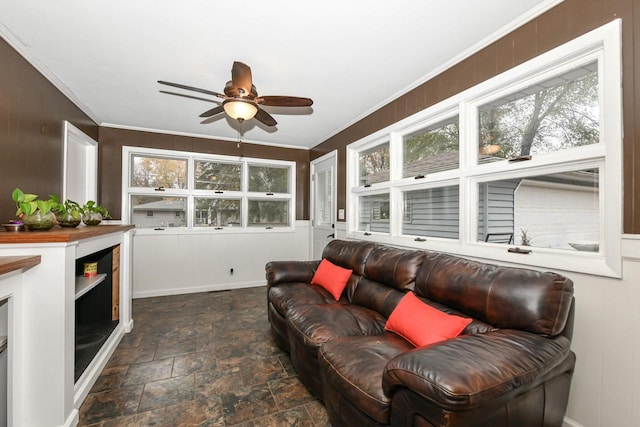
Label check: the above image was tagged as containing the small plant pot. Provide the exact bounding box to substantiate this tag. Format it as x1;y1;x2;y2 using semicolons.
56;211;82;228
82;211;103;226
22;211;57;231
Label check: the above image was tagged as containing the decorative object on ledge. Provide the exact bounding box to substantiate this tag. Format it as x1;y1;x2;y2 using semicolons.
2;221;24;232
81;201;110;226
11;188;59;231
54;199;83;228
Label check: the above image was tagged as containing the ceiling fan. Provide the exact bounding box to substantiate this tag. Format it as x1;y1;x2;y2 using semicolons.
158;61;313;127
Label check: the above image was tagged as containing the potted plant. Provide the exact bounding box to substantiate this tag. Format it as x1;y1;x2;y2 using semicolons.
81;200;110;226
11;188;59;231
54;199;83;227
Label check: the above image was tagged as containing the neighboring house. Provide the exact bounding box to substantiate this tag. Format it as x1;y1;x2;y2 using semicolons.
131;199;186;228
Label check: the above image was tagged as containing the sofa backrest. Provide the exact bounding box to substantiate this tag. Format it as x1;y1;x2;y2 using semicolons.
363;245;427;291
348;245;427;317
322;240;377;276
414;252;574;337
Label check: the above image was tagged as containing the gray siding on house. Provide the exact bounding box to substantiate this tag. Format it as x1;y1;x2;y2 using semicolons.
359;195;390;233
478;179;519;243
402;185;459;239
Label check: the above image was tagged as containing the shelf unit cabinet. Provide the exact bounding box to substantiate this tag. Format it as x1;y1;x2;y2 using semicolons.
0;225;133;427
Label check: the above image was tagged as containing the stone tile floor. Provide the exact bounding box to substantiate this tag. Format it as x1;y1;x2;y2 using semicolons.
79;286;330;426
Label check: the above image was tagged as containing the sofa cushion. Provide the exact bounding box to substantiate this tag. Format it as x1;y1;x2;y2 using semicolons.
415;252;574;336
319;334;413;424
287;303;387;351
268;282;345;319
385;292;472;347
311;259;353;301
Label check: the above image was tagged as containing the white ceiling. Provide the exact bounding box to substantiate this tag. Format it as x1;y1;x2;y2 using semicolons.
0;0;559;149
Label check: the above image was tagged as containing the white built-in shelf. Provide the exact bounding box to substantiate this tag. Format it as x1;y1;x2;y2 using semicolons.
75;274;107;300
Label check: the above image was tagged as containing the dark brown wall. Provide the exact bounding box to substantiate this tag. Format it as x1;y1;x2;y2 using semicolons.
0;37;99;223
98;127;310;220
311;0;640;234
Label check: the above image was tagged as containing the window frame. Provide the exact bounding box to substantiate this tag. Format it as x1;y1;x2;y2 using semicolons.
122;146;296;233
347;20;622;277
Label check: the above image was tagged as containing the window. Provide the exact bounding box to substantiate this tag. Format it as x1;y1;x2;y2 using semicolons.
131;155;187;189
347;21;621;277
403;116;459;177
478;62;598;163
359;142;389;186
403;185;459;239
123;147;295;231
194;160;241;191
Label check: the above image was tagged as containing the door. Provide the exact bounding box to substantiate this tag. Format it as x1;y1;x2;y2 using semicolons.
311;151;337;260
63;121;98;203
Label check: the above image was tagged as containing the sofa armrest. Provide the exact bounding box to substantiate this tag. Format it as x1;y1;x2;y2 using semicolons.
382;329;575;411
265;260;320;287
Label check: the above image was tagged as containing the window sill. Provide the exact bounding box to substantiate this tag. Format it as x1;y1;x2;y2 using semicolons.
133;226;296;236
346;232;621;278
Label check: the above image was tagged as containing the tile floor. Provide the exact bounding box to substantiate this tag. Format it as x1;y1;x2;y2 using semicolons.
78;286;330;426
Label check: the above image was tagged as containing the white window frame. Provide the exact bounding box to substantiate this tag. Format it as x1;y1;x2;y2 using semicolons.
347;20;622;277
122;146;296;234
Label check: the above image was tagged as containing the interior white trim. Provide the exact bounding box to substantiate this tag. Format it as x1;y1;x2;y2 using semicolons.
0;22;101;125
101;123;310;151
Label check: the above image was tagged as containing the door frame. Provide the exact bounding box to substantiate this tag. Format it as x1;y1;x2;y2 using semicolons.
310;150;338;259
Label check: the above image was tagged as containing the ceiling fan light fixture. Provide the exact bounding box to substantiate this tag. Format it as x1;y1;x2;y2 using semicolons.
223;99;258;121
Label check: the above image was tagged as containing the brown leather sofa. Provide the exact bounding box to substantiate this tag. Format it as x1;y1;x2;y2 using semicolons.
266;240;576;427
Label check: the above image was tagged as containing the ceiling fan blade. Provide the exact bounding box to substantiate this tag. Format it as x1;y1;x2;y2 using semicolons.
256;96;314;107
158;80;225;99
231;62;253;97
199;105;225;118
159;90;221;104
254;107;277;127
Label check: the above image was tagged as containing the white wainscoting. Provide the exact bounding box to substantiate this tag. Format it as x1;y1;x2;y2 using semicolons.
132;221;310;298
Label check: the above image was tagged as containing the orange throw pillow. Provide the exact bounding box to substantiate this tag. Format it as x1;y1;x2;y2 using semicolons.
385;292;472;347
311;259;353;301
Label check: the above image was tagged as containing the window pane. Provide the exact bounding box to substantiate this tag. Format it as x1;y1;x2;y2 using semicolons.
195;161;241;191
315;169;332;227
194;198;241;227
248;165;289;193
403;117;459;177
402;185;459;239
478;61;599;163
248;200;289;227
359;143;389;186
358;194;390;233
478;168;599;251
131;155;187;189
130;196;186;228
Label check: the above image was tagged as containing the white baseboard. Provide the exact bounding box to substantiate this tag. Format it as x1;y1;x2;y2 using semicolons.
64;409;78;427
564;416;584;427
132;280;266;299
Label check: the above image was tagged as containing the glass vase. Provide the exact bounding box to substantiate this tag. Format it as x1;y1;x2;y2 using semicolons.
56;211;82;228
22;211;57;231
82;211;103;226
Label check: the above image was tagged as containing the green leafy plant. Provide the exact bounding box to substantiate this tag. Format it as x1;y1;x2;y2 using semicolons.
12;188;59;217
53;199;83;227
82;200;110;218
55;199;82;218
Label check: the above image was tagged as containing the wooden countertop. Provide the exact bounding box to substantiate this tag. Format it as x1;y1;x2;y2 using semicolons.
0;255;41;276
0;224;135;244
